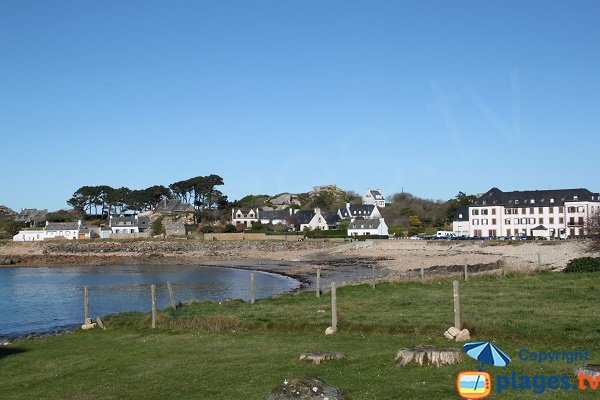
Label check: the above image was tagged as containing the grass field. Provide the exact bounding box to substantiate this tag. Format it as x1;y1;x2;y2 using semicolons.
1;272;599;399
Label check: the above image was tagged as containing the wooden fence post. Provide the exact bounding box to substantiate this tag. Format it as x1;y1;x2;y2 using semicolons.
316;269;321;298
84;286;89;323
420;267;425;282
463;260;468;281
251;273;255;304
453;280;461;330
501;256;507;277
167;281;176;310
537;253;542;270
331;282;337;332
151;284;157;329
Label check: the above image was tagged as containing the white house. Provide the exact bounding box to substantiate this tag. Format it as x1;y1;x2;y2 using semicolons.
109;215;150;234
348;218;389;236
258;209;293;225
453;187;600;239
231;208;259;227
337;203;381;222
293;208;329;231
452;207;470;237
362;189;385;208
14;220;89;241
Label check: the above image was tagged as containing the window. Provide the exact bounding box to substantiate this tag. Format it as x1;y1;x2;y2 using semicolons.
574;196;578;200
482;219;488;225
578;217;584;225
538;218;544;224
482;209;488;215
568;207;576;213
529;218;536;224
529;208;535;214
473;219;479;225
522;208;527;215
490;229;497;237
550;198;555;204
458;213;463;219
514;218;519;224
569;217;575;225
559;207;564;213
506;209;512;215
474;229;482;236
522;218;528;224
515;200;519;205
505;219;511;224
531;199;535;204
492;209;497;215
549;207;554;213
549;217;554;224
539;207;544;214
507;229;512;236
492;219;497;225
559;217;564;224
577;206;584;212
472;209;479;216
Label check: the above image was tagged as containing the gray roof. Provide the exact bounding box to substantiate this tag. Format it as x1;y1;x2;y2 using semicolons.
532;225;548;231
338;204;376;219
110;216;151;229
293;210;315;224
348;219;381;230
454;206;469;222
369;190;384;199
472;187;600;207
154;199;195;213
45;222;79;231
258;209;291;221
324;214;340;225
15;209;48;223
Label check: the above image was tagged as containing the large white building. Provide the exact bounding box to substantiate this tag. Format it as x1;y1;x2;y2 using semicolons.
453;187;600;239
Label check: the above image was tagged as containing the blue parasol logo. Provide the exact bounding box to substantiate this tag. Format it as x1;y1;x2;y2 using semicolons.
464;341;511;369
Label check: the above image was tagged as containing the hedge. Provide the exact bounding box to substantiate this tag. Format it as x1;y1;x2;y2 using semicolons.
564;257;600;273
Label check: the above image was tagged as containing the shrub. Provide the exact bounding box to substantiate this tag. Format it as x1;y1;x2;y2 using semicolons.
224;224;236;233
200;225;214;233
151;217;165;236
564;257;600;273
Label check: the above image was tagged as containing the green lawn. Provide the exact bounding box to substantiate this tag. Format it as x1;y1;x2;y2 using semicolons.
1;272;599;399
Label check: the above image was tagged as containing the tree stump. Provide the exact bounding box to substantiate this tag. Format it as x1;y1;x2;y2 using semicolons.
266;377;345;400
575;364;600;378
299;352;346;365
395;346;463;367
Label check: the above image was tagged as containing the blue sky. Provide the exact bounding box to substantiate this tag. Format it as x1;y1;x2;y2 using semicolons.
1;1;599;211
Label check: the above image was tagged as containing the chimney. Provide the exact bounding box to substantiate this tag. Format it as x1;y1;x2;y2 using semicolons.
45;221;49;226
78;220;82;227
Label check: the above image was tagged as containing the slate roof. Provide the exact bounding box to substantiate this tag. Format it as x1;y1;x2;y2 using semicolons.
15;209;48;223
110;216;150;229
369;190;384;200
472;187;600;207
348;219;382;230
154;199;195;213
338;204;376;219
324;214;341;225
294;210;315;224
259;209;291;221
454;206;469;222
45;222;80;231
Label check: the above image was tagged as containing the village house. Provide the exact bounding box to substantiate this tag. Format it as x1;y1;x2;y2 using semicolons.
109;215;150;234
15;208;48;227
293;208;329;231
13;220;92;241
258;209;293;225
347;218;389;236
153;199;195;214
452;187;600;239
231;208;259;227
362;189;386;208
337;203;382;222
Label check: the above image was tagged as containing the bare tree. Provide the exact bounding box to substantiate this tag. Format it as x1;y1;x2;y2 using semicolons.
585;211;600;253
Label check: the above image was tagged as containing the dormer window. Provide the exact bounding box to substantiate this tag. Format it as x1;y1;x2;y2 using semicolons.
530;199;535;204
550;198;554;204
515;200;519;205
573;196;578;201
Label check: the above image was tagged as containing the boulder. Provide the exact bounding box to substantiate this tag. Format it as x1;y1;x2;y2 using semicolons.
299;352;346;365
266;377;345;400
81;323;96;330
455;329;471;342
325;327;336;335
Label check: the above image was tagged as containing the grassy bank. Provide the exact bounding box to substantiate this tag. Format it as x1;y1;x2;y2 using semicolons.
1;273;599;399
